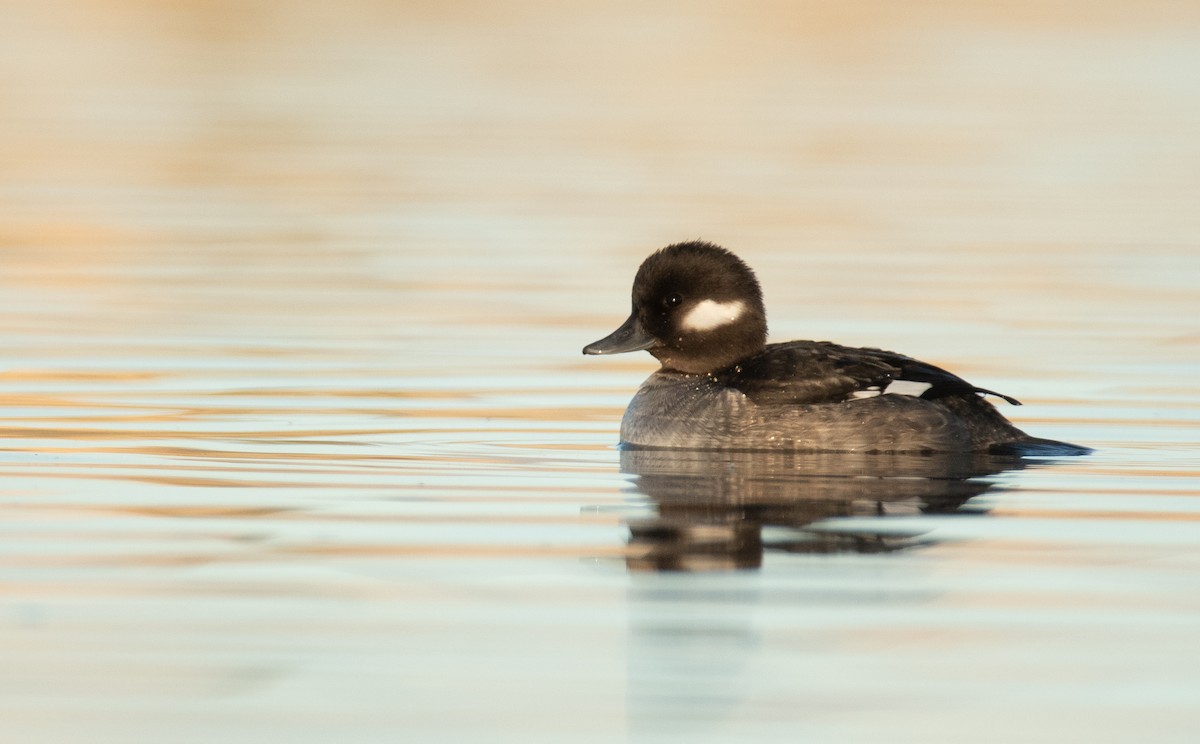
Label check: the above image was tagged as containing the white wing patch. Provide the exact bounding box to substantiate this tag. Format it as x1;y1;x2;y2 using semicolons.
852;380;934;400
885;380;934;397
681;299;746;332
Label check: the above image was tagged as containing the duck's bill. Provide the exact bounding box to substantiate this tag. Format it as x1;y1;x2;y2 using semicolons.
583;313;657;355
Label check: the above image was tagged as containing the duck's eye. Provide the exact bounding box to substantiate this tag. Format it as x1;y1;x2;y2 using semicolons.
663;293;683;309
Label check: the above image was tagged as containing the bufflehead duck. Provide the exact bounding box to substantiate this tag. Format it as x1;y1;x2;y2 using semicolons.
583;241;1089;455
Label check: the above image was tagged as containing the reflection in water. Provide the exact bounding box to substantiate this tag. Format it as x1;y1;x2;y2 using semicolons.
622;449;1030;571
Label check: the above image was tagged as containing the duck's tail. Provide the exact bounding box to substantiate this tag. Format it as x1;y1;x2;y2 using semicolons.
933;393;1092;456
990;437;1093;457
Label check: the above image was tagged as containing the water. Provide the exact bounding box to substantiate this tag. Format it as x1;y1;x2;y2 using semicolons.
2;2;1199;742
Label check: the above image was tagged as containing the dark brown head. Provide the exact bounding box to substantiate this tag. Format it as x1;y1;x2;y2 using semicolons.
583;241;768;374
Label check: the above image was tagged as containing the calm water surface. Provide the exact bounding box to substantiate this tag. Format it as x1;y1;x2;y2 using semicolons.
2;2;1199;742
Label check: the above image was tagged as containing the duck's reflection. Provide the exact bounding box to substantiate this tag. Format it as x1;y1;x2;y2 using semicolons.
622;448;1030;571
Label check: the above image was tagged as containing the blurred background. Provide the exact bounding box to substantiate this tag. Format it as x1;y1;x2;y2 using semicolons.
3;0;1197;374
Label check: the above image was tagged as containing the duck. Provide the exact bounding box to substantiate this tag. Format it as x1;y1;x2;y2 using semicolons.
583;240;1089;455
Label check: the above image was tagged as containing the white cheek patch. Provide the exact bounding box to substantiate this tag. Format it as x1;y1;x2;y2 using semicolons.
681;299;746;332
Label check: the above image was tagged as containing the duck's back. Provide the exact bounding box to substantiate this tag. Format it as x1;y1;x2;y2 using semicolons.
716;341;1020;406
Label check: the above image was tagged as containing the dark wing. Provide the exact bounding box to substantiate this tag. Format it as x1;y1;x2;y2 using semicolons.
718;341;1021;406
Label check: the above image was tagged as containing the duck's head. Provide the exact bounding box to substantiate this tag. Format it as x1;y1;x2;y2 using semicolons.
583;241;768;374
